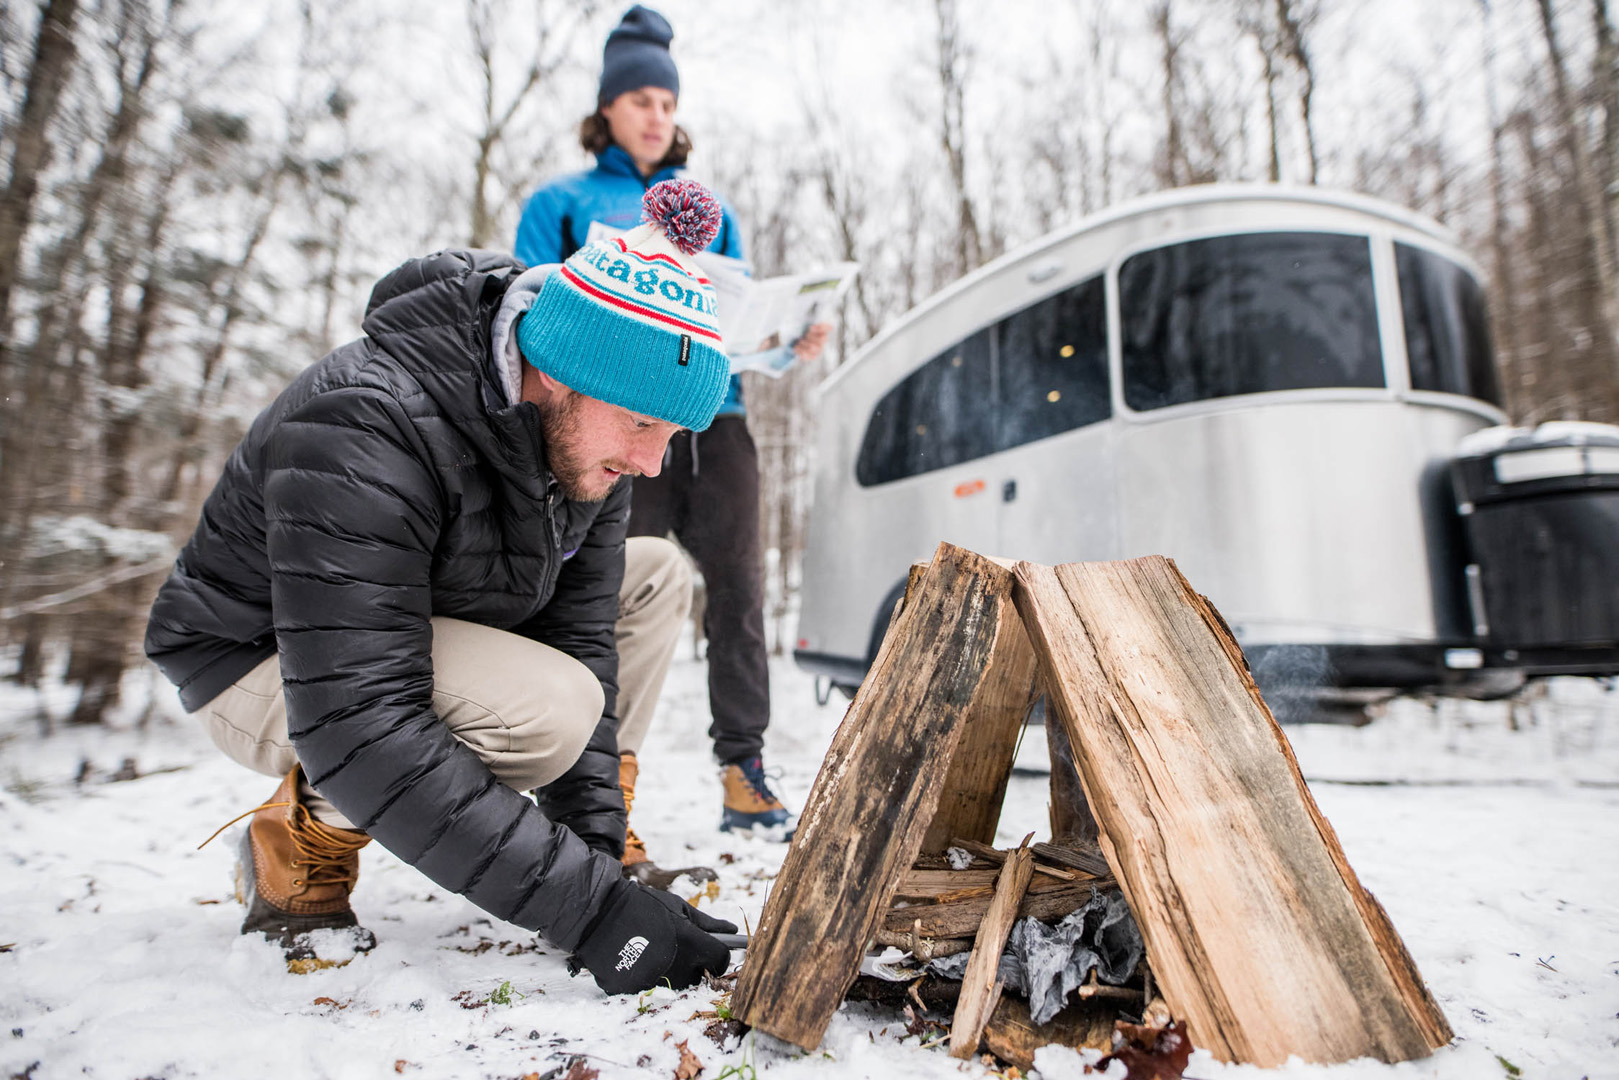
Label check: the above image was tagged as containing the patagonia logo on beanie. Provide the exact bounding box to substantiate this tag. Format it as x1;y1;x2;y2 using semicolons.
598;5;678;106
517;178;730;431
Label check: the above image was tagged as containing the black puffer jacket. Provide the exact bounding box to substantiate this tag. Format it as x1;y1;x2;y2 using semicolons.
146;250;627;950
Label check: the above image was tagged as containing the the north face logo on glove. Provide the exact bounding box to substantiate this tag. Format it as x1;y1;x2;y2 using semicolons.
615;935;650;972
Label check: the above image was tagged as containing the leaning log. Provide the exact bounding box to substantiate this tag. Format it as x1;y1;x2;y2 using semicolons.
1012;556;1453;1066
732;543;1027;1051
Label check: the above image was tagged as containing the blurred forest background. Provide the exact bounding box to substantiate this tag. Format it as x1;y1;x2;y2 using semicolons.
2;0;1616;725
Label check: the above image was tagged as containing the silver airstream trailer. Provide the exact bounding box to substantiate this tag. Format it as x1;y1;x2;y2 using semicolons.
793;185;1616;720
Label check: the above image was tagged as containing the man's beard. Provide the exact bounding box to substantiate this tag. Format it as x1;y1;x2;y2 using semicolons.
535;390;635;502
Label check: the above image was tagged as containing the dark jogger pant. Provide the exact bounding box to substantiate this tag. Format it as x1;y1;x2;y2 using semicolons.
627;415;770;764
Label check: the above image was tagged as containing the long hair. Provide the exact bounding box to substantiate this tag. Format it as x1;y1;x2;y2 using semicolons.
578;112;692;170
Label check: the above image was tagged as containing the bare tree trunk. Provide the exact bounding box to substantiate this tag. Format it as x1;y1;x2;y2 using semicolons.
1538;0;1619;357
933;0;982;277
812;150;877;357
60;15;176;724
0;0;158;575
0;0;80;329
0;0;81;569
316;182;355;356
1511;113;1560;421
1594;0;1619;266
1087;2;1117;209
159;173;286;507
465;0;596;248
14;614;50;688
1274;0;1318;184
1479;0;1522;418
1152;1;1187;188
1261;48;1281;181
900;168;926;310
1238;1;1283;182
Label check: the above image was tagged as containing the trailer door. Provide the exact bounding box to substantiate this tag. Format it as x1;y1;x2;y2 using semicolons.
991;274;1119;562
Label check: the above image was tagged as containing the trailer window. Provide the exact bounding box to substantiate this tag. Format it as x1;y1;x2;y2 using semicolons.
1119;232;1384;411
855;330;995;485
995;275;1110;450
1396;243;1501;405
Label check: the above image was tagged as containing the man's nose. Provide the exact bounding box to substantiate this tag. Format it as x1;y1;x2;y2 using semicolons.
628;433;672;478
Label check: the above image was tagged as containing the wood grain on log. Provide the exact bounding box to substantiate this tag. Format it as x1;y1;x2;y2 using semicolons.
893;866;1077;905
732;543;1025;1051
920;614;1037;853
1031;840;1111;879
882;880;1110;940
844;974;962;1009
1012;557;1452;1066
981;995;1118;1070
871;928;973;960
892;868;1002;900
950;837;1104;881
950;841;1036;1058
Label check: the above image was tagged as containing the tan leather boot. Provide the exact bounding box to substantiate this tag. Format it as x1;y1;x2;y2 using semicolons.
235;765;375;961
616;752;718;890
719;756;796;840
619;752;650;869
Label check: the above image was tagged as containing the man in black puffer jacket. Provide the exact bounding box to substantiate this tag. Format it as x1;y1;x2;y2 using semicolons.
146;181;738;995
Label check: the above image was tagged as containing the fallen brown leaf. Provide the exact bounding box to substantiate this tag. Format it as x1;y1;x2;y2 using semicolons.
673;1038;703;1079
1098;1019;1192;1080
702;1017;747;1048
561;1062;599;1080
393;1062;408;1075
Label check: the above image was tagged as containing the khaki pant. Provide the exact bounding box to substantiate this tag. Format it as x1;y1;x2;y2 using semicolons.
199;536;691;827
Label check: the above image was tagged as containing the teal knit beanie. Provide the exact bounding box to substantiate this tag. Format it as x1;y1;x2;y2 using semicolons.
517;179;729;431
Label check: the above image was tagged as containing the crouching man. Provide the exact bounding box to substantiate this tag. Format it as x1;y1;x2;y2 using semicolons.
145;180;737;995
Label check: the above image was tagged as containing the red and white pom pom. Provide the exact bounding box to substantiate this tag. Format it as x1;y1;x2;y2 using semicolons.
641;179;723;256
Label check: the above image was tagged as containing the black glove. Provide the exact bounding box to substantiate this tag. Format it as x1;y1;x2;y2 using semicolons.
571;881;738;995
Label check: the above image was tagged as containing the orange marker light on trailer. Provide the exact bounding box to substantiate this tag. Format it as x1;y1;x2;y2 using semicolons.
953;478;986;499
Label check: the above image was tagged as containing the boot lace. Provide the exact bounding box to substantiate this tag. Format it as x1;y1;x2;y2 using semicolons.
198;789;369;890
737;757;784;806
285;802;368;889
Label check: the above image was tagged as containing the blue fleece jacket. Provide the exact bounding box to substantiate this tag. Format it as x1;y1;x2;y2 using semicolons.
515;144;749;416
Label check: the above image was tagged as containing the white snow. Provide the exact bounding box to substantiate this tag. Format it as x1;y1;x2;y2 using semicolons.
1455;422;1619;459
2;648;1617;1080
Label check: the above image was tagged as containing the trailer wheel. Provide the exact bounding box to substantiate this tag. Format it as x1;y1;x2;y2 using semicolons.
865;578;911;671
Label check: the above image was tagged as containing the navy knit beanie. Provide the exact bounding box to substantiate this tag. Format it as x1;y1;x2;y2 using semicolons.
517;180;729;431
598;5;679;106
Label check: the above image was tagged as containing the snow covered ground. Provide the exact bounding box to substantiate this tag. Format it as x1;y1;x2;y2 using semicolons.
2;646;1617;1080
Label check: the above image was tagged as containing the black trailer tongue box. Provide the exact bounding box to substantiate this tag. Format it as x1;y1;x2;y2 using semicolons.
1452;424;1619;671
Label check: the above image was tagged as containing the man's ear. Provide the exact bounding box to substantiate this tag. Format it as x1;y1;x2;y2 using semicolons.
520;363;569;406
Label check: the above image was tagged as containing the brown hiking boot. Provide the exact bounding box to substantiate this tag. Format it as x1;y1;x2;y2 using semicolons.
232;765;376;966
719;756;797;840
617;751;717;890
619;751;651;869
